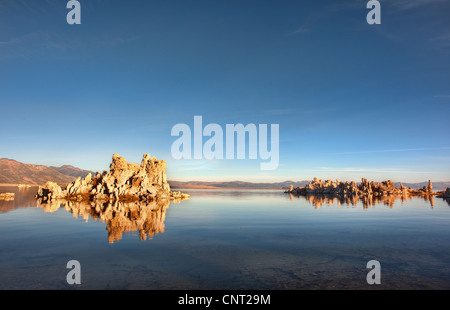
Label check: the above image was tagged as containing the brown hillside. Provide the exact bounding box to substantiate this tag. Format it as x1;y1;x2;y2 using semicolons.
0;158;93;185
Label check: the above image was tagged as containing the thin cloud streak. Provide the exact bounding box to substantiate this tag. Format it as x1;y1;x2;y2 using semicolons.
334;147;450;155
314;167;433;174
392;0;448;11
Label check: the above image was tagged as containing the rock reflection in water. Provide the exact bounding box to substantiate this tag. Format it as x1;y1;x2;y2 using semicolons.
290;193;437;209
0;186;39;213
36;198;171;243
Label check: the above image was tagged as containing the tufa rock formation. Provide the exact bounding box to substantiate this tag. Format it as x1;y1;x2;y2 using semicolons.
419;180;433;194
286;177;420;197
36;154;189;202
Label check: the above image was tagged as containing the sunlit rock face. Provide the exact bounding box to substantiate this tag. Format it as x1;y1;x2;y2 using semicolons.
37;198;172;243
286;178;444;207
35;154;189;202
286;178;436;197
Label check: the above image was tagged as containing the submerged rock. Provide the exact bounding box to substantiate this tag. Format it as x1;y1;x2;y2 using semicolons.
36;154;190;202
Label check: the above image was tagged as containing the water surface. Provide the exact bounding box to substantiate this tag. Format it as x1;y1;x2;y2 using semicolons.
1;186;450;289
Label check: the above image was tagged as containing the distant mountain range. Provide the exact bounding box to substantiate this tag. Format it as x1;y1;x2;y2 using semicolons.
169;180;450;191
0;158;95;185
1;158;448;191
168;180;308;189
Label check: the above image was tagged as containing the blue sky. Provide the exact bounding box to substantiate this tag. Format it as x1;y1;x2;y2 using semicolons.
1;0;449;182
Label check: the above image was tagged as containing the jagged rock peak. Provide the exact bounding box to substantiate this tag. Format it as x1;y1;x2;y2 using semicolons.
36;154;189;202
287;177;416;197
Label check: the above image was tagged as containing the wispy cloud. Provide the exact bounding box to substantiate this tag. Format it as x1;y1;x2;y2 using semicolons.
286;25;310;36
0;37;22;45
262;107;336;116
0;32;40;46
314;167;432;174
169;160;219;172
99;35;142;47
0;32;68;53
285;1;349;37
434;95;450;99
429;33;450;50
334;147;450;155
392;0;448;11
325;0;362;12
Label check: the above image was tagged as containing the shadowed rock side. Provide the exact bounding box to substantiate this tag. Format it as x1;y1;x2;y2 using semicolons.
438;188;450;206
36;198;171;243
35;154;190;202
286;177;438;197
438;187;450;198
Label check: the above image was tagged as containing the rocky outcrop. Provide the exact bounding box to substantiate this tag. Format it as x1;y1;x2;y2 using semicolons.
0;193;15;200
286;177;412;197
36;154;190;202
419;180;434;194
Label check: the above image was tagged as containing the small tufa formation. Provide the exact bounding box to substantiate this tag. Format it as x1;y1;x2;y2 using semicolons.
0;192;15;201
286;178;411;197
420;180;433;194
36;154;190;202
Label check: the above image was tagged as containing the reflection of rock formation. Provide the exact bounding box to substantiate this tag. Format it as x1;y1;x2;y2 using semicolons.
36;198;64;213
0;193;15;200
35;154;189;202
426;195;435;208
287;177;414;197
0;186;40;213
294;190;447;207
0;199;15;213
292;192;437;209
36;198;172;243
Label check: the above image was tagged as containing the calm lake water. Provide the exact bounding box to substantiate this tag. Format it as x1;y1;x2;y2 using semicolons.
1;186;450;290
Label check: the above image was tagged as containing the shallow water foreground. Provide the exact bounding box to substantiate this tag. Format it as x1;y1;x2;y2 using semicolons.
1;186;450;289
